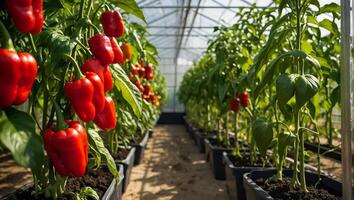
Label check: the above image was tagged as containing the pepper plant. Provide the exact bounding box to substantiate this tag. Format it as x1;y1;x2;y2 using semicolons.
0;0;166;199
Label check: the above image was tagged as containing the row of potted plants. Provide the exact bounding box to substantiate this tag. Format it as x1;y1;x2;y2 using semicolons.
0;1;167;199
178;1;346;200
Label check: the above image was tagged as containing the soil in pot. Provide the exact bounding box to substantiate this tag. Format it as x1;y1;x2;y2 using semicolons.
255;177;340;200
225;153;273;200
113;148;130;160
7;166;114;200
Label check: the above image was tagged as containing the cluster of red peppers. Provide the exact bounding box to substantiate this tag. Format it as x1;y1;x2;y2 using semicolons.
129;60;160;106
6;0;44;34
229;91;250;113
0;1;42;109
45;9;128;177
64;10;129;132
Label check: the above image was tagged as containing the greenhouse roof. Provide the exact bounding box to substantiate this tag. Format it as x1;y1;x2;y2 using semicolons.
135;0;339;112
138;0;273;62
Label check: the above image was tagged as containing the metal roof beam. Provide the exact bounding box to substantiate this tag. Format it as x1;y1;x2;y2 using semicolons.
149;34;213;37
175;0;192;61
147;26;216;28
157;47;207;49
182;0;202;47
148;10;178;24
141;6;269;9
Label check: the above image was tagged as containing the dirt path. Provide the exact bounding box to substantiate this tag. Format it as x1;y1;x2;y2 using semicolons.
123;125;227;200
0;153;32;197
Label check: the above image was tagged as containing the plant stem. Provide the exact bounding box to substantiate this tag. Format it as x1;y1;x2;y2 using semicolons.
299;123;308;191
65;54;84;80
54;102;68;130
233;113;240;157
79;0;86;19
291;109;300;188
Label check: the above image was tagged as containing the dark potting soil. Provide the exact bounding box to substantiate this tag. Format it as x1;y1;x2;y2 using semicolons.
9;167;113;200
255;177;340;200
232;155;272;168
113;148;130;161
208;137;236;149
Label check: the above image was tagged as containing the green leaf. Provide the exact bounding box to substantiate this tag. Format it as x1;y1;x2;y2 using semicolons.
254;50;320;97
295;74;320;108
78;187;99;200
0;108;45;176
145;41;159;56
320;3;340;15
109;0;146;23
146;52;158;65
111;64;142;117
319;19;339;35
277;131;295;162
252;117;273;158
276;74;297;107
218;83;228;103
330;86;340;106
87;130;118;178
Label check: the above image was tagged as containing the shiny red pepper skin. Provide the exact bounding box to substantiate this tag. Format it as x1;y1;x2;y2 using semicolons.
81;59;113;92
145;64;154;80
64;74;105;122
110;37;124;64
13;52;38;105
229;97;240;113
143;84;151;96
0;49;38;108
88;34;114;65
100;10;124;38
6;0;44;34
94;96;117;131
84;72;105;113
44;120;88;177
238;91;250;107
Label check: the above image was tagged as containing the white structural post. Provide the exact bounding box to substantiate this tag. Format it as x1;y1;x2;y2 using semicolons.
340;0;353;199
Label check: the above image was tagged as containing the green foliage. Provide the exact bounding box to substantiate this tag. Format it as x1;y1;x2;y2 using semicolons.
0;109;45;177
252;117;274;158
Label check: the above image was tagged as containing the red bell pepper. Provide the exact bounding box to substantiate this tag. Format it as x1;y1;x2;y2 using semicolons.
64;72;105;122
143;84;151;96
121;43;131;62
131;64;140;75
238;91;250;108
81;58;113;92
133;79;144;93
0;49;38;108
88;34;114;65
139;66;146;78
6;0;44;34
100;10;124;38
229;97;240;113
110;37;124;64
44;120;88;177
94;96;117;131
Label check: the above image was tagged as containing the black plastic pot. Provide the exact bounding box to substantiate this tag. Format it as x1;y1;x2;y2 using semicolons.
148;128;154;138
132;132;149;165
204;138;232;180
304;141;347;162
102;164;124;200
116;147;136;193
195;130;207;153
224;152;271;200
243;169;344;200
0;165;125;200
